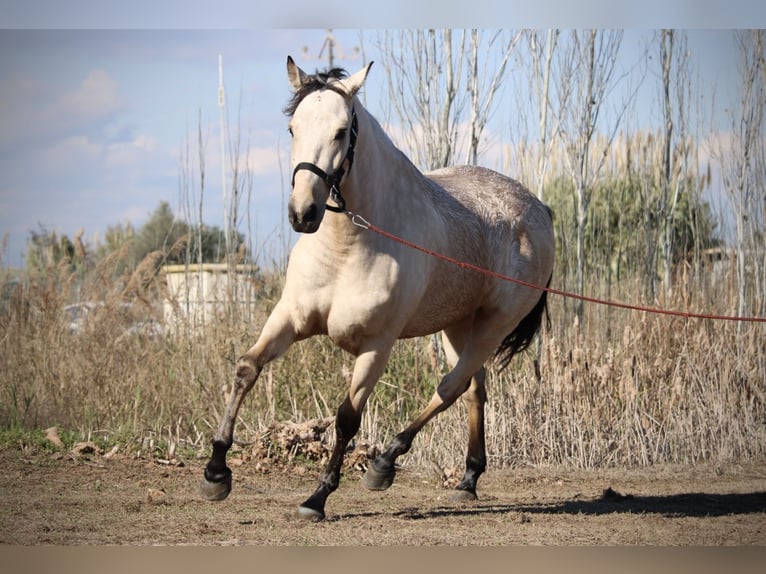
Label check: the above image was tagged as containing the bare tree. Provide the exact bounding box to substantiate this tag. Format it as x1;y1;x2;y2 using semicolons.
718;30;766;323
554;30;624;319
224;93;254;266
376;29;521;366
526;29;560;202
465;30;521;165
655;30;693;299
177;109;206;269
377;29;520;171
377;29;466;170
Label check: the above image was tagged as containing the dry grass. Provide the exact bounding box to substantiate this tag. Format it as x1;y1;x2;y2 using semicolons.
1;243;764;474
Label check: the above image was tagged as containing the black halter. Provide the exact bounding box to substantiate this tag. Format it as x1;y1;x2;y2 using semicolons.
290;106;358;213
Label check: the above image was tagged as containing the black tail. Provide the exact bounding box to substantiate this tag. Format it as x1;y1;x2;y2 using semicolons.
494;274;552;371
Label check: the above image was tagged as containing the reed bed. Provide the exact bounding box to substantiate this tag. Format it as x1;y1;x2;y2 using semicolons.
1;245;763;472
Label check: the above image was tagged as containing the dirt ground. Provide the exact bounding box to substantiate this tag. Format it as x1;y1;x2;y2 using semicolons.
1;447;765;546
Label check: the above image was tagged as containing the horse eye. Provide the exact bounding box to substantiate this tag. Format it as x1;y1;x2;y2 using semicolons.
334;129;347;141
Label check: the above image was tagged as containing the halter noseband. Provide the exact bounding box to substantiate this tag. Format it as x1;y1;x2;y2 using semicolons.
290;106;358;213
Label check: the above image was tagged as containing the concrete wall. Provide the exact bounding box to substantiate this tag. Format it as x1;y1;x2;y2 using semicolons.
161;263;260;329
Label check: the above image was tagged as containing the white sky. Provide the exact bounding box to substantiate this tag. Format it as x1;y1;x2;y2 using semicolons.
1;2;764;268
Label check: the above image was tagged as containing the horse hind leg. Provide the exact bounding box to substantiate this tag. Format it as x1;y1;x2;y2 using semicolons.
366;369;489;501
438;327;488;500
450;289;550;501
452;367;487;502
364;321;499;494
362;365;482;492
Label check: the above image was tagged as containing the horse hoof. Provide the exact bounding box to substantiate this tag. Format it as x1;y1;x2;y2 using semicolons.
199;472;232;501
363;462;396;491
296;505;325;522
451;487;478;502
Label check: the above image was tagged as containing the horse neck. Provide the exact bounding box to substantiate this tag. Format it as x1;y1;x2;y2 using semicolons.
340;101;430;229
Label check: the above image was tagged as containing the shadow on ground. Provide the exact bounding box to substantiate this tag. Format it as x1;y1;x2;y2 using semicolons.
332;490;766;522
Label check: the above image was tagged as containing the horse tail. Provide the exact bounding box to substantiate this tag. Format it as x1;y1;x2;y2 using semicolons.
494;273;552;371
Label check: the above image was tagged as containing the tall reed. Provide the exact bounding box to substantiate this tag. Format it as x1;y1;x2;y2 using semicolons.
1;214;763;471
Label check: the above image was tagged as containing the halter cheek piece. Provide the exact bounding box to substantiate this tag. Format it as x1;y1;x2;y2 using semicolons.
290;106;358;213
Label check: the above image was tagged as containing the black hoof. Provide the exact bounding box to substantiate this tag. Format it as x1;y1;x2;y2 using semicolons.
297;491;327;521
200;467;232;501
451;486;478;502
296;505;325;522
363;460;396;491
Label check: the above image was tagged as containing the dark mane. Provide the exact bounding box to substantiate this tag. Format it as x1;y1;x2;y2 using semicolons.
283;67;350;117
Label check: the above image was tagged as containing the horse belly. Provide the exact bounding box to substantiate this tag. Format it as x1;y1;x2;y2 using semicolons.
399;269;485;338
324;251;487;348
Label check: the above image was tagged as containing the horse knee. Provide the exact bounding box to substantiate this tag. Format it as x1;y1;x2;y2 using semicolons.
335;397;362;440
235;356;261;385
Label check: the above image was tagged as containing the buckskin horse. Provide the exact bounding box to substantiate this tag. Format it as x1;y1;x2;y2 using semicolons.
200;56;555;521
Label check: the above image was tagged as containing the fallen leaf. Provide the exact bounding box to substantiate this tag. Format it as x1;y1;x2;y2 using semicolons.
44;427;64;448
103;445;120;459
72;441;103;457
147;488;168;505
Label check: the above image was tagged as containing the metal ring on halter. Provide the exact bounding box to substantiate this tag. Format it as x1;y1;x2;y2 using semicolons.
349;213;371;229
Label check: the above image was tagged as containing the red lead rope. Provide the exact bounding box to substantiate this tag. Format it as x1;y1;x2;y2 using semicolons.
348;213;766;324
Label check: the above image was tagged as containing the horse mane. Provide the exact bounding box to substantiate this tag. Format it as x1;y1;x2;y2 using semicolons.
283;67;350;117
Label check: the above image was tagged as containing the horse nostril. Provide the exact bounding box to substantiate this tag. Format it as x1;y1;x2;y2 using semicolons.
288;203;321;233
304;203;318;223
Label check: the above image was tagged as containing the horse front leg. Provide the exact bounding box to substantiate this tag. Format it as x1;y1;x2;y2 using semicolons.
199;363;257;500
297;343;392;521
200;305;297;501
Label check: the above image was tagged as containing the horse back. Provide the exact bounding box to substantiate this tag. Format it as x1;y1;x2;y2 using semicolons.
425;166;555;292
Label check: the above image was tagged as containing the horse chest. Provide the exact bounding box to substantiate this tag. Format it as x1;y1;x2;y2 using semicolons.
324;283;397;354
316;257;407;353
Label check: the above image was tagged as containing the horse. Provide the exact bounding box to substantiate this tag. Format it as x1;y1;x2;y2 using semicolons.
200;56;555;521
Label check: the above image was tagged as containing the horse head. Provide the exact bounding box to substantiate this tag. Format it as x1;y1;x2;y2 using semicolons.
285;56;372;233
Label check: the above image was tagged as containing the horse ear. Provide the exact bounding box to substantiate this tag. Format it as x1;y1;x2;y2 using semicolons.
342;61;374;97
287;55;308;90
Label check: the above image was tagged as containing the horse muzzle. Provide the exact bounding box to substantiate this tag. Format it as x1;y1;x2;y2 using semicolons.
288;201;324;233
